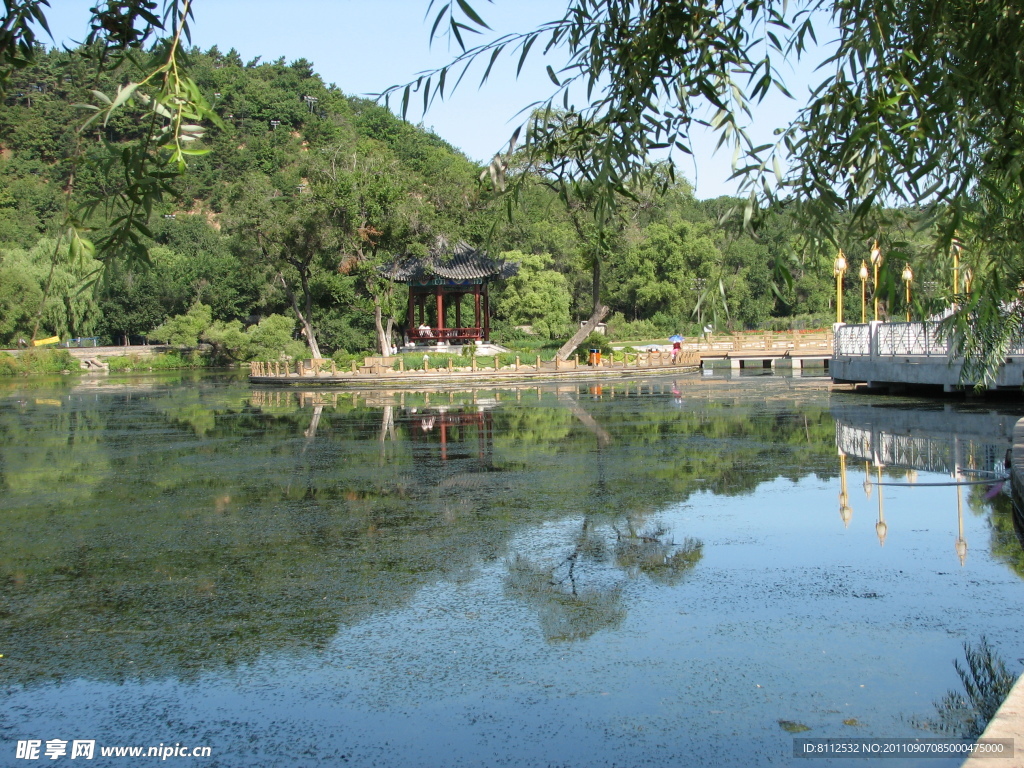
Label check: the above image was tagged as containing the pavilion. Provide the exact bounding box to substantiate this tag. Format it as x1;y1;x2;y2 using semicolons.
382;240;518;346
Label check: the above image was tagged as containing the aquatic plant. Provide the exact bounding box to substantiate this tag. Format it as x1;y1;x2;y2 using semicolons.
929;636;1016;738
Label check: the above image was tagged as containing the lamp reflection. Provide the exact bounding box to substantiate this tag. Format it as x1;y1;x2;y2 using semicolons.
954;436;967;566
839;453;853;528
875;465;887;546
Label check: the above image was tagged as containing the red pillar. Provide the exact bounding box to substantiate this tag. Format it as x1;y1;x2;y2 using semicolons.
474;288;481;335
435;287;444;337
483;283;490;341
455;293;462;333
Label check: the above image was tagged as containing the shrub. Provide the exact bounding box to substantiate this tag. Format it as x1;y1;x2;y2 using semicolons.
149;303;213;347
580;332;613;357
107;352;206;372
605;312;667;341
246;314;306;360
202;319;249;361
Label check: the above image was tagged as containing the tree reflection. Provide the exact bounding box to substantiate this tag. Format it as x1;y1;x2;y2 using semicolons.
505;517;703;642
613;522;703;585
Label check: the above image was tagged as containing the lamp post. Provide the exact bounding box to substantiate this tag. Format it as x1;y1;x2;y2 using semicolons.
834;250;848;324
859;261;869;323
951;237;962;295
902;264;914;322
869;240;882;320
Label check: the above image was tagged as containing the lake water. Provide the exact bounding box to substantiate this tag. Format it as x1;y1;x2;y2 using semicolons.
2;371;1023;767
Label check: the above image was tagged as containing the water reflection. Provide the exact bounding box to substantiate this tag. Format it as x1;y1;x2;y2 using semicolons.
833;403;1017;565
3;375;1024;767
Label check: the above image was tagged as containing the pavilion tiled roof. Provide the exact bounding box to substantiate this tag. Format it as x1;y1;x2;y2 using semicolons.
381;239;519;283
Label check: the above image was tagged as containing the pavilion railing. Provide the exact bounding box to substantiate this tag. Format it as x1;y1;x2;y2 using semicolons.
409;327;483;342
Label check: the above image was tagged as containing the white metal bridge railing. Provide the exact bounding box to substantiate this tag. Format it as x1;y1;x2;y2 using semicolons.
836;321;1024;358
834;321;950;357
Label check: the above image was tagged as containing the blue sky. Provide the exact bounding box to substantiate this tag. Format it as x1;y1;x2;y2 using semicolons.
38;1;828;200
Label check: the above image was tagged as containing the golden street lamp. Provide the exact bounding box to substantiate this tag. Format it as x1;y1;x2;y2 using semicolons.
951;237;962;295
859;261;869;323
834;250;848;324
869;240;882;320
901;263;914;322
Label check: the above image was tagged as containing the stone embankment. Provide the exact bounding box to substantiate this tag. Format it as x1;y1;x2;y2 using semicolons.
250;349;701;387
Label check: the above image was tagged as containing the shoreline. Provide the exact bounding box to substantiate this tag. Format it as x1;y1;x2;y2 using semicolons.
249;362;703;389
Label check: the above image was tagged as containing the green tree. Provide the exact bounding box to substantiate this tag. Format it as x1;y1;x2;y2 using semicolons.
226;174;348;359
494;250;571;338
0;258;42;344
0;238;102;341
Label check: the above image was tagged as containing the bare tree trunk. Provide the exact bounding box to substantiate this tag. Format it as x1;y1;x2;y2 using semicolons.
299;316;322;359
556;253;607;361
279;273;322;359
556;304;610;361
373;298;391;356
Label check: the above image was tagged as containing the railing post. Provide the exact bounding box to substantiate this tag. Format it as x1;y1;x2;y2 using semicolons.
868;320;882;359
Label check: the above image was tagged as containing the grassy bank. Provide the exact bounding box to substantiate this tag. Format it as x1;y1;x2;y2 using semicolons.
106;352;214;372
0;349;80;375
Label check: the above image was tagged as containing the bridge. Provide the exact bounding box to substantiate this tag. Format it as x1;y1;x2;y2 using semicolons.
831;320;1024;392
628;329;834;370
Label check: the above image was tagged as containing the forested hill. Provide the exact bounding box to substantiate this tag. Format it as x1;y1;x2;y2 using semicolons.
0;44;841;357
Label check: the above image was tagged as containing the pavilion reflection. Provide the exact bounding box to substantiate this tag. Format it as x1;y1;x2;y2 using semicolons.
249;383;623;479
831;403;1018;564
